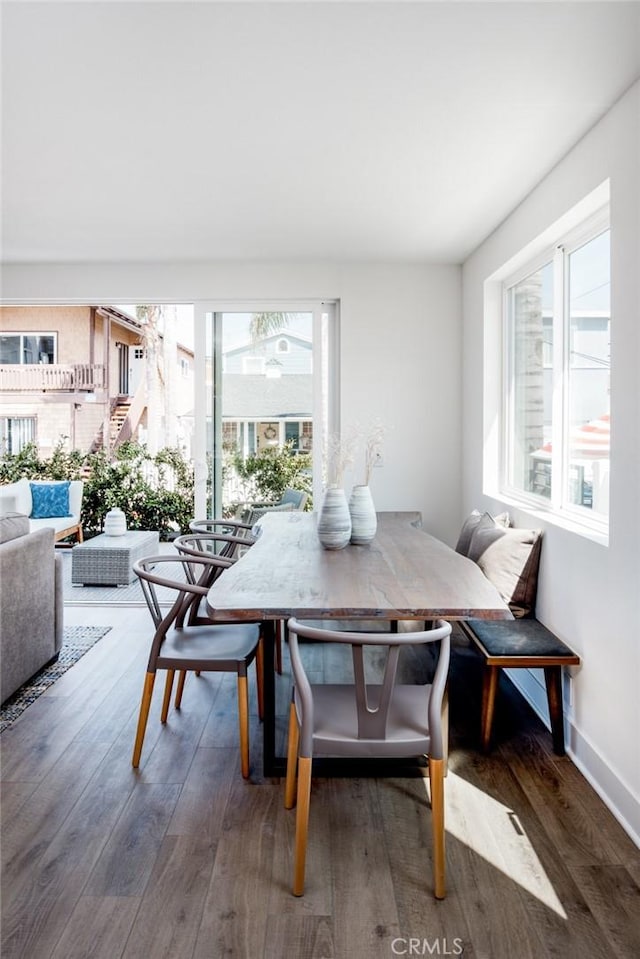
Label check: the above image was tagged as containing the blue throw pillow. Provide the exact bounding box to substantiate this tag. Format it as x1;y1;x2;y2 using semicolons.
30;481;71;518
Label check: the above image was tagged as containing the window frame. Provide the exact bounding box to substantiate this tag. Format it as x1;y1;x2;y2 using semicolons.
0;332;57;365
0;415;37;454
501;205;610;535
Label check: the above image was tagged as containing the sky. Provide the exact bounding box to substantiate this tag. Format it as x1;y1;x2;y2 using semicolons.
116;306;313;352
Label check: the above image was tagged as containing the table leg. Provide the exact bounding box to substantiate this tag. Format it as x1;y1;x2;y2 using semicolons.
262;620;277;776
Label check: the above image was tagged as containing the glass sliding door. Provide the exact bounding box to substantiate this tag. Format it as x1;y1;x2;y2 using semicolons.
193;302;338;520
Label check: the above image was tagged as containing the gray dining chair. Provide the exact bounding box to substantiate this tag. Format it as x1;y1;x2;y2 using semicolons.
284;617;452;899
185;519;284;674
132;553;263;779
189;516;257;545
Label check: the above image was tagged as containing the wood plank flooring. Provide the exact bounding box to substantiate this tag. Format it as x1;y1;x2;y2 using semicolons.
2;606;638;959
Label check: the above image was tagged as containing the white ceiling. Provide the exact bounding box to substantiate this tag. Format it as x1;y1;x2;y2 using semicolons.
2;1;639;265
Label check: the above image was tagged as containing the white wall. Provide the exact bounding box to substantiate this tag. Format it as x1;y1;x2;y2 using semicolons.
0;260;462;543
462;81;640;843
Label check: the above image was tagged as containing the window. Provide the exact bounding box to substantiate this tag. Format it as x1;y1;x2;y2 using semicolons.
196;302;338;519
0;333;56;365
503;209;610;529
0;416;36;454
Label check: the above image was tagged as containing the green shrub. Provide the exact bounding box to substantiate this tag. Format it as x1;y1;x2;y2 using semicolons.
0;440;195;541
229;441;312;513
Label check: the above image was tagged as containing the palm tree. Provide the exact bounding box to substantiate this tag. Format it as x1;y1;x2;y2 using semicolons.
249;312;294;343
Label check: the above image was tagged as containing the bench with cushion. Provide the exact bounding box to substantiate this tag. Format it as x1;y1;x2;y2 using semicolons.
456;509;580;754
0;477;84;544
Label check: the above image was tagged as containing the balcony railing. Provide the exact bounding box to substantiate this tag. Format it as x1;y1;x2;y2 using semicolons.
0;363;106;392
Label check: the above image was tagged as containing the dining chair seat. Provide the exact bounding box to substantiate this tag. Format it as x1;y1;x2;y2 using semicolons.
158;622;259;669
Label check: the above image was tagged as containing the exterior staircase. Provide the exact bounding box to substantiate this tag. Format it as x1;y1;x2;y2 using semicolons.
89;398;133;454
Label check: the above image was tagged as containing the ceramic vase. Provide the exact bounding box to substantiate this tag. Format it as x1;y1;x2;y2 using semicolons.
104;507;127;536
348;485;377;545
317;486;352;549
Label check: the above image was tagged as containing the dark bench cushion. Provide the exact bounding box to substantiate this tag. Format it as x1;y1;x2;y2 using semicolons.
466;618;578;660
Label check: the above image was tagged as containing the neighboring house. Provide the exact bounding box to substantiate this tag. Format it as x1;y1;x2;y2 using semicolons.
0;306;194;459
221;332;313;455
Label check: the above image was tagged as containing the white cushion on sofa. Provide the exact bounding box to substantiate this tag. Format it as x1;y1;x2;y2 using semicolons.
0;478;32;516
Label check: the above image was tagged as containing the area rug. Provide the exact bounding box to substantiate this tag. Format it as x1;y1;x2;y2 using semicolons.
0;625;111;733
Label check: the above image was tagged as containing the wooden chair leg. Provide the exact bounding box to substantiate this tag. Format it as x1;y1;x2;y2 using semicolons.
293;755;312;896
256;638;265;721
174;670;187;709
544;665;566;755
481;666;500;751
161;669;175;723
237;674;250;779
284;700;299;809
429;756;446;899
132;672;156;768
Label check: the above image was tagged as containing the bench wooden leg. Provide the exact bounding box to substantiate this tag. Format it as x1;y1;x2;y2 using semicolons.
481;666;500;752
544;665;565;755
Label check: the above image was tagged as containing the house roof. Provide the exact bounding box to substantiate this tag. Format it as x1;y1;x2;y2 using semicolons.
222;374;312;419
225;332;312;358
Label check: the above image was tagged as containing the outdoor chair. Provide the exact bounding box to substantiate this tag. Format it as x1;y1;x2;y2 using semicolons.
283;617;452;899
132;553;263;778
241;487;309;525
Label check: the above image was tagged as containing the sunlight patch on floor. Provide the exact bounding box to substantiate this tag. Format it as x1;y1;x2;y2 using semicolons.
424;771;568;918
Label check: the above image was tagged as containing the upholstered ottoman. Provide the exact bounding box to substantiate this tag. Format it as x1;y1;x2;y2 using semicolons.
71;530;159;586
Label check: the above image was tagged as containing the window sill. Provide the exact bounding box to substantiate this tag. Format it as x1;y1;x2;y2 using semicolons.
487;490;609;548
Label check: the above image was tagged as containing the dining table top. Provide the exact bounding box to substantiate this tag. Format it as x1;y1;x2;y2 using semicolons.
205;510;512;623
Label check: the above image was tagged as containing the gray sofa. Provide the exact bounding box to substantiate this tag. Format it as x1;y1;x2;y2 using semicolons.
0;513;64;704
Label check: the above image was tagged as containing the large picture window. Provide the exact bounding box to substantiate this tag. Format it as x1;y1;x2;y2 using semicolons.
503;209;610;529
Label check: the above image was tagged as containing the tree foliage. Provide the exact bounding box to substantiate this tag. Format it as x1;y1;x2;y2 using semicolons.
230;441;312;511
0;440;195;540
249;312;293;342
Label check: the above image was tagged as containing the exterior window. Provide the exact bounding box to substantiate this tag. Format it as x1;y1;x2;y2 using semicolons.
285;421;300;447
277;337;290;353
0;333;56;365
0;416;36;454
504;212;610;527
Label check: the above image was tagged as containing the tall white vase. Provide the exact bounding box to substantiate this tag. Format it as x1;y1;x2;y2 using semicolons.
317;486;352;549
348;485;377;545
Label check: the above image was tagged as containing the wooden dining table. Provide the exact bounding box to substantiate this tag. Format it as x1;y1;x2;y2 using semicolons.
206;510;512;775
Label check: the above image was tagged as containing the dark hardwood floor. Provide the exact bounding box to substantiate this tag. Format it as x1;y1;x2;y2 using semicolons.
1;606;638;959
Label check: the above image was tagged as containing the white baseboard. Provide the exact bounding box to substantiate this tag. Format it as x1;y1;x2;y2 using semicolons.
506;668;640;849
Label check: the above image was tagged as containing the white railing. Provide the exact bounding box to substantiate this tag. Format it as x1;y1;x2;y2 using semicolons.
0;364;106;392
